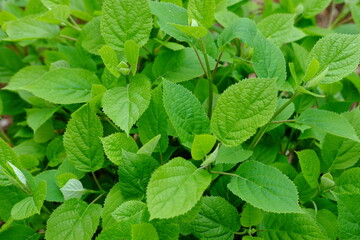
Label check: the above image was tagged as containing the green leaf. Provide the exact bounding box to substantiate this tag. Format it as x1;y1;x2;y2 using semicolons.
316;209;338;240
102;183;126;230
296;108;360;143
11;180;47;220
101;132;139;166
215;145;253;164
240;203;263;227
163;80;210;148
188;0;215;28
307;34;360;84
45;198;102;240
228;161;301;213
112;200;149;223
147;157;211;219
253;33;287;89
26;107;58;132
153;48;216;83
98;45;119;78
132;223;159;240
60;179;86;201
0;47;25;83
137;135;161;156
0;186;27;221
173;24;208;39
63;104;104;172
100;0;153;51
190;196;240;240
37;5;70;24
191;134;217;160
4;17;59;41
0;223;40;240
302;0;331;18
321;108;360;171
137;86;168;153
151;219;180;240
261;212;329;240
304;58;320;82
34;170;63;202
336;168;360;194
118;151;160;199
46;137;66;167
80;17;105;55
102;75;151;134
124;40;140;75
25;68;100;105
211;78;277;146
257;14;305;46
217;18;257;47
5;65;47;91
0;138;21;168
296;150;320;189
338;194;360;239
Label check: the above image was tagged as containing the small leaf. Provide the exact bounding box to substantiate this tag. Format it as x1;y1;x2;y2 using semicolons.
26;107;59;132
302;0;332;18
188;0;215;28
60;179;86;201
102;75;151;134
131;223;159;240
191;134;217;160
211;78;277;146
217;18;257;47
137;135;161;156
147;157;211;219
296;150;320;189
240;203;263;227
173;24;208;39
124;40;140;75
215;145;253;165
45;198;101;240
102;183;126;230
112;200;149;224
98;45;119;77
228;161;301;213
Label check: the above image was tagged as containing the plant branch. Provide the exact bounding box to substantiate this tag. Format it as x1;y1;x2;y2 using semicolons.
211;171;238;177
60;35;77;41
91;172;104;192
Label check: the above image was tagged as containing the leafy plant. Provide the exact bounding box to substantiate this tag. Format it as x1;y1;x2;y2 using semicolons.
0;0;360;239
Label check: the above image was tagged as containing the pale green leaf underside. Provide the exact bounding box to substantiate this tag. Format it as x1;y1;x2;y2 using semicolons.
63;104;104;172
307;34;360;84
211;78;277;146
228;161;301;213
100;0;153;51
60;179;86;201
26;68;99;104
147;157;211;219
102;76;151;134
45;198;102;240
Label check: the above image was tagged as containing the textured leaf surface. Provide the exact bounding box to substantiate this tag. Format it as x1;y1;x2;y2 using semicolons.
297;108;360;143
137;135;161;156
100;0;153;51
63;104;104;172
112;200;149;223
188;0;215;28
240;203;263;227
153;48;215;83
217;18;257;47
26;68;99;104
163;80;210;148
34;170;63;202
80;17;104;55
211;78;277;146
336;168;360;194
191;134;217;160
303;0;331;18
26;107;58;132
5;65;47;91
102;183;126;230
98;45;119;77
118;151;160;199
296;150;320;189
228;161;301;213
307;34;360;84
261;212;329;240
45;198;101;240
0;138;21;168
132;223;159;240
190;197;240;240
253;33;287;89
215;145;252;164
60;179;86;201
102;76;151;134
257;14;305;46
137;86;168;153
147;157;211;219
101;132;139;166
338;194;360;240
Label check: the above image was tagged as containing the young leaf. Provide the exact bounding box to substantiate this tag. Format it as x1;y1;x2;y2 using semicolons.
25;68;100;105
240;203;263;227
217;18;257;47
137;86;168;153
124;40;140;75
63;104;104;172
132;223;159;240
296;108;360;143
173;24;208;39
338;194;360;239
112;200;150;224
101;0;153;51
190;196;240;240
191;134;216;160
257;14;305;46
187;0;215;28
302;0;332;18
307;34;360;84
0;138;21;168
261;212;329;239
98;45;120;78
60;179;86;201
153;48;215;83
102;75;151;134
147;157;211;219
228;161;301;213
211;78;277;146
118;151;160;199
45;198;102;240
11;180;47;220
296;150;320;189
101;132;139;166
137;135;161;156
163;80;210;148
253;33;287;89
26;107;58;132
215;145;253;165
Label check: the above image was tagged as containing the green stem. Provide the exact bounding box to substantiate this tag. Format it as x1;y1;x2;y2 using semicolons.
90;193;105;205
69;16;81;31
91;172;104;192
269;119;295;124
42;205;52;215
0;218;14;233
192;46;207;78
0;127;12;146
211;171;238;177
60;35;77;41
